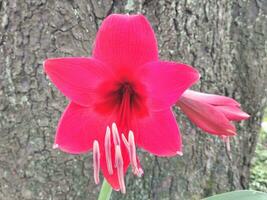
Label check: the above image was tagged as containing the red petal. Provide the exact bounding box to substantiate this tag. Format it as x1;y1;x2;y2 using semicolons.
139;61;199;110
183;90;240;107
55;102;130;189
93;14;158;71
135;109;182;157
177;97;236;136
54;102;105;153
44;57;112;107
216;105;250;121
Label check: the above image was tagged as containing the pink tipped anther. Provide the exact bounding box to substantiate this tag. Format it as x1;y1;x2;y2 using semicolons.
177;151;183;156
128;131;139;174
53;144;59;149
93;140;100;184
112;122;120;146
105;126;113;175
115;145;126;194
136;168;144;177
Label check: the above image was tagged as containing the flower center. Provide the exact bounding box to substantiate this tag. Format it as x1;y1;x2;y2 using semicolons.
117;82;136;125
94;78;149;126
117;82;134;102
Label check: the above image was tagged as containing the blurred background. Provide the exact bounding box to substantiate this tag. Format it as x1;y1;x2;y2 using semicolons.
250;109;267;193
0;0;266;199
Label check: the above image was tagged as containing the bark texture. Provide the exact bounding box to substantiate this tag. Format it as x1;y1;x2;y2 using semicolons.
0;0;266;199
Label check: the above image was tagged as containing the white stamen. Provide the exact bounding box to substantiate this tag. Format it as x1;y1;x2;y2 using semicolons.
177;151;183;156
93;140;100;184
112;122;120;146
53;144;59;149
121;133;130;150
115;145;126;194
128;131;139;175
105;126;113;175
122;131;142;176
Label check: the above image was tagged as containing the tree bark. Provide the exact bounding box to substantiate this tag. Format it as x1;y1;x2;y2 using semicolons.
0;0;266;199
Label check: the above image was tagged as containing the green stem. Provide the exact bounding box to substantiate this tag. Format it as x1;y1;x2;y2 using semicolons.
98;179;113;200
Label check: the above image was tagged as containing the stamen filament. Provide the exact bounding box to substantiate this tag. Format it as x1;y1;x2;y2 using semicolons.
93;140;100;184
112;123;120;146
121;133;130;150
115;145;126;194
122;131;143;176
128;131;139;174
105;126;113;175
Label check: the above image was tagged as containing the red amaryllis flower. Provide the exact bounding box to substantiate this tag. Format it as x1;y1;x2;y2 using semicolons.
176;90;249;136
44;14;199;192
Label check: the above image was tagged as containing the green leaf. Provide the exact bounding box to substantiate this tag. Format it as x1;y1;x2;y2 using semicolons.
203;190;267;200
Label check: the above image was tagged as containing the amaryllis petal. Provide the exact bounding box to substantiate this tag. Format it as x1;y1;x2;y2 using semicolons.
54;102;104;153
44;57;112;107
182;90;240;107
177;96;236;136
135;109;182;156
139;61;200;110
216;105;250;121
93;14;158;71
56;102;130;189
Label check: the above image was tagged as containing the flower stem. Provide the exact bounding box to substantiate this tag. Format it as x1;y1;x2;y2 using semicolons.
98;179;113;200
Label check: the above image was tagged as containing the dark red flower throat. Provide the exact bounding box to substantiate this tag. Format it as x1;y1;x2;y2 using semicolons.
94;75;149;126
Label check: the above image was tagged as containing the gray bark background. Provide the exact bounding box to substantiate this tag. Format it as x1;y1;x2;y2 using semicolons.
0;0;267;199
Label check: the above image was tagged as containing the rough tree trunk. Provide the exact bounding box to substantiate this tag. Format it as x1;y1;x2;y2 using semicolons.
0;0;266;199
